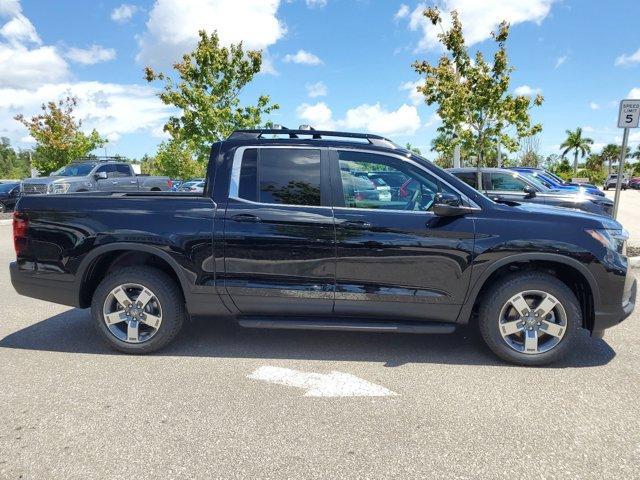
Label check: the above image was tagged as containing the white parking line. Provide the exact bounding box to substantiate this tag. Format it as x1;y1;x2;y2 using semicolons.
248;365;397;397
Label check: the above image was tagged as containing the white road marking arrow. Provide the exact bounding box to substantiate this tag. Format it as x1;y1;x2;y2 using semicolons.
247;366;397;397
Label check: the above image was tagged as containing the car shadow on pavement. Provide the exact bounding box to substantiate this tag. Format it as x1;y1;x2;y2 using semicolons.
0;308;616;368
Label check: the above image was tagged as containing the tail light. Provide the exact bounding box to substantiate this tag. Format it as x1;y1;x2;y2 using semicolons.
167;179;173;189
13;211;28;256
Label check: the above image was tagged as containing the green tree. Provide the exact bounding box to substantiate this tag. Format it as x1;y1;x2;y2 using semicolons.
15;97;106;175
559;127;593;175
413;8;543;182
632;144;640;160
551;158;573;180
599;143;631;176
154;139;205;180
405;143;422;155
14;97;106;175
145;30;279;168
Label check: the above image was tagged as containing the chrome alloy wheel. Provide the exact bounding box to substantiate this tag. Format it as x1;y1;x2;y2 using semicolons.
102;283;162;343
498;290;567;355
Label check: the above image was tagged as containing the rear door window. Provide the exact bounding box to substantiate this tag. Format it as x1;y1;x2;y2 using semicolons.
236;148;322;206
487;172;528;191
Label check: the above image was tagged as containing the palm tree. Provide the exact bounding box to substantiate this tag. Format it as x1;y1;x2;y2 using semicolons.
632;144;640;160
560;127;594;174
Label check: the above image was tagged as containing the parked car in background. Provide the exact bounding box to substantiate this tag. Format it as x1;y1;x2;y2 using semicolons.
628;177;640;189
171;180;183;191
177;179;205;192
350;171;392;202
603;174;628;191
21;158;173;195
0;181;20;212
510;167;604;197
449;168;614;216
10;127;635;366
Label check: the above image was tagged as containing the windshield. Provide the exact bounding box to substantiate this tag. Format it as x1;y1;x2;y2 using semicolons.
541;170;566;185
518;171;551;191
0;183;18;192
51;163;96;176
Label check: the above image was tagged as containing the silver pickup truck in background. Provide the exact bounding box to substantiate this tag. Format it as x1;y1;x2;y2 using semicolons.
21;158;172;195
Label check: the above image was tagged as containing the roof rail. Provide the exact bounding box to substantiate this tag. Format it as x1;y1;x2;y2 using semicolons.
228;129;399;149
71;156;126;163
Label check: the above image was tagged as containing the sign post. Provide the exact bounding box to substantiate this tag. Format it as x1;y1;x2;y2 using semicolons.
614;99;640;219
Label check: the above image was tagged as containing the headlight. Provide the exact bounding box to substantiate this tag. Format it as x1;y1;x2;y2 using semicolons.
586;228;628;254
47;182;70;194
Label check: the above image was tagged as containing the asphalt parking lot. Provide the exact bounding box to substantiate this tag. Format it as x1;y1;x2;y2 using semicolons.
1;224;639;479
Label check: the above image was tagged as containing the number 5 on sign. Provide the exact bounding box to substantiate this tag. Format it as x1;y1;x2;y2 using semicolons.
618;99;640;128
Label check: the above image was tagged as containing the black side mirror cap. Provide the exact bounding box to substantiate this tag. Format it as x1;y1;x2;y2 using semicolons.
523;185;537;197
433;192;474;217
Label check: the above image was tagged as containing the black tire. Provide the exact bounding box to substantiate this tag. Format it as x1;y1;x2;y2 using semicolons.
91;266;185;354
478;272;581;366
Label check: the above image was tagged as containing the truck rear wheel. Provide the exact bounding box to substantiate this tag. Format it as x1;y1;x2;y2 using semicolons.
90;266;185;354
478;272;581;366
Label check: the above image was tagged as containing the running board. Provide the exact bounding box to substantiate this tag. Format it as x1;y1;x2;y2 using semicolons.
237;317;456;334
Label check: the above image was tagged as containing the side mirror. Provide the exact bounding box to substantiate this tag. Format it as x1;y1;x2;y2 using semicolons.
95;171;108;180
523;185;537;197
433;192;473;217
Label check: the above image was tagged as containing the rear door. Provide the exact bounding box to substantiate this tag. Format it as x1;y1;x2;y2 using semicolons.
223;146;335;315
330;149;475;322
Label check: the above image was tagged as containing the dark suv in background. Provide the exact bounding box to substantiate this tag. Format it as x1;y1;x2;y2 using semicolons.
449;167;614;216
10;128;636;366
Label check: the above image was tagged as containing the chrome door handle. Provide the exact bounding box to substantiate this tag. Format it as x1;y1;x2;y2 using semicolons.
130;180;136;184
112;181;118;185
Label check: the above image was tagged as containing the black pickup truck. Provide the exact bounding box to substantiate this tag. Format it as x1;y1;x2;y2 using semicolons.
10;129;636;365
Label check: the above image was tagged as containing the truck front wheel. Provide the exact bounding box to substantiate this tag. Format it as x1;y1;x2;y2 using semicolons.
478;272;581;366
90;266;185;354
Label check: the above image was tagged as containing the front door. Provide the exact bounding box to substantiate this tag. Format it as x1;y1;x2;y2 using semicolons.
95;164;121;191
223;146;335;315
330;149;475;322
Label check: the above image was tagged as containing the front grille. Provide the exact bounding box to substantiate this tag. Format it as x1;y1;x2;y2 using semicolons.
22;183;48;195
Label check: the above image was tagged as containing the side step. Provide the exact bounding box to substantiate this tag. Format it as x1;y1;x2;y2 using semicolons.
237;317;456;334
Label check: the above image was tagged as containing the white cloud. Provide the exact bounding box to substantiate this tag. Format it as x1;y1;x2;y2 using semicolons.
513;84;542;97
582;125;594;133
0;2;68;88
137;0;286;68
589;101;600;110
306;81;327;98
296;101;421;136
424;112;440;128
615;47;640;67
111;4;138;24
399;80;422;105
2;82;173;146
0;43;68;88
555;54;567;68
629;88;640;98
66;45;116;65
0;0;21;17
296;102;334;129
305;0;327;7
283;49;322;65
1;13;39;45
402;0;555;51
394;4;410;20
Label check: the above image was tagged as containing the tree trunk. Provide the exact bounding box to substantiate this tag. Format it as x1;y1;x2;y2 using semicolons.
573;150;578;175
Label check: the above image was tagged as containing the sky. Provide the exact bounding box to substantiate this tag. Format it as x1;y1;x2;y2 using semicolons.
1;0;639;160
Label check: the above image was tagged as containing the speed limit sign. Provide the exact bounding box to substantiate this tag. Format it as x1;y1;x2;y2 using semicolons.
618;99;640;128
